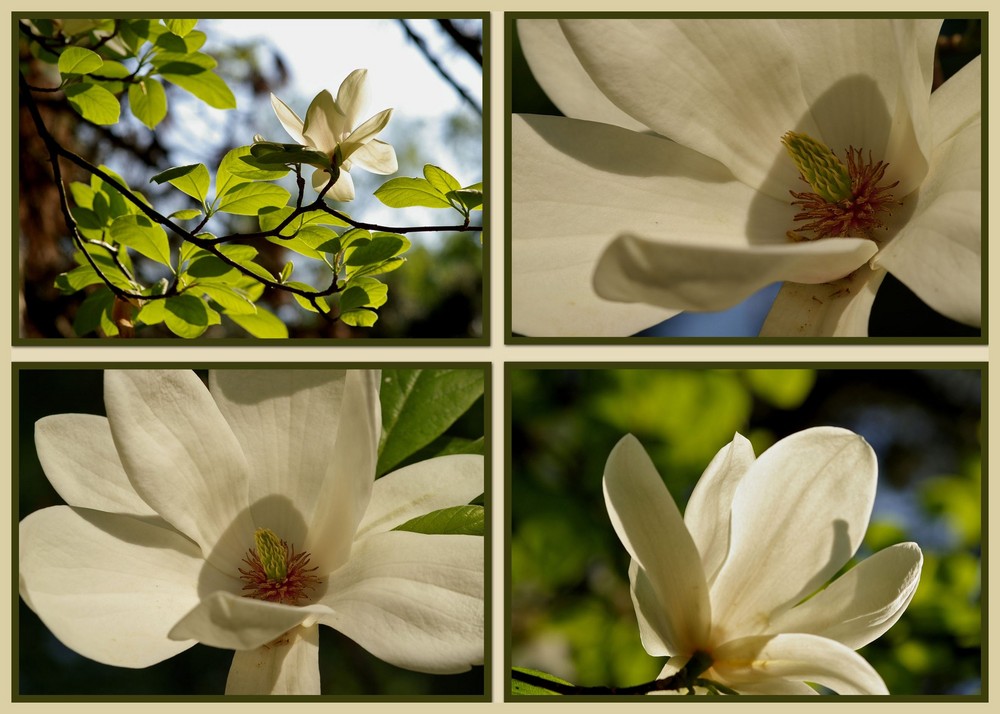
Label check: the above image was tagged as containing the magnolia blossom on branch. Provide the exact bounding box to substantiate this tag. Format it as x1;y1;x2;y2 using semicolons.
512;19;981;337
603;428;922;694
19;370;484;694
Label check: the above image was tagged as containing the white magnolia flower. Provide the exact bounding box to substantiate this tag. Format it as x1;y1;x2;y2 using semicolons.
513;19;981;337
19;369;483;695
270;68;398;201
603;427;922;694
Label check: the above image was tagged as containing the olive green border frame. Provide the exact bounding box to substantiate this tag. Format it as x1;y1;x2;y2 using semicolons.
13;12;490;346
503;12;988;345
11;361;493;702
503;361;988;701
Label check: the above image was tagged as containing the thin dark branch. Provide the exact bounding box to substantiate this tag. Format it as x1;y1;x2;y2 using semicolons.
436;19;482;65
398;20;481;115
511;669;694;696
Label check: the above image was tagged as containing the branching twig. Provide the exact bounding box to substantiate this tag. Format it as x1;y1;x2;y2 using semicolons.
398;19;481;115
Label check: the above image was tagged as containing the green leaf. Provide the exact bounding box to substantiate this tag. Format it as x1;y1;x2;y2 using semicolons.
55;264;102;294
282;281;329;314
394;505;484;536
511;668;573;696
64;82;121;125
110;214;172;265
345;232;410;267
250;141;331;169
73;287;116;336
164;19;198;37
228;308;288;338
160;68;236;109
339;285;374;313
451;188;483;212
374;176;452;209
218;145;288;188
377;369;485;475
58;46;104;75
423;164;461;195
163;293;214;338
152;51;217;72
347;257;406;280
70;205;104;230
128;77;168;129
339;308;378;327
136;298;168;325
169;208;202;221
216;182;290;216
151;164;210;205
346;277;388;308
197;284;257;315
279;261;294;283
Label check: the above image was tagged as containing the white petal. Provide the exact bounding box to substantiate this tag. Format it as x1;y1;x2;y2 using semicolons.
930;55;981;147
209;370;380;574
603;435;710;655
683;433;756;585
768;542;923;649
340;108;394;161
19;506;212;668
594;233;877;312
730;678;818;695
169;591;330;650
336;68;370;130
356;454;484;538
350;138;398;175
709;427;877;640
104;370;255;571
318;531;483;673
712;633;889;694
226;624;320;695
758;265;887;337
629;561;675;657
313;167;356;201
34;414;156;516
270;93;306;146
874;119;981;327
517;19;647;131
302;89;347;155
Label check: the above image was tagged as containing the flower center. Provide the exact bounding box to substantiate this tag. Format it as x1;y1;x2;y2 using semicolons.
781;131;900;241
238;527;321;606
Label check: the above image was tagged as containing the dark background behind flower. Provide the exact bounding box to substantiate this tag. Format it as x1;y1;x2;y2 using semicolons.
509;368;982;695
510;18;981;338
17;368;486;696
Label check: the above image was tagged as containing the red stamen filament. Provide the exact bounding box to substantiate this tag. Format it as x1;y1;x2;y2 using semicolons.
239;539;321;606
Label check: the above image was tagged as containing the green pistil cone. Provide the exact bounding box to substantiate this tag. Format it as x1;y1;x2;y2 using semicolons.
254;528;287;581
781;131;852;203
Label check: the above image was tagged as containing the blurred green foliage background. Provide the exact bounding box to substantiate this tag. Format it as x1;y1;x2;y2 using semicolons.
17;368;485;696
509;368;982;695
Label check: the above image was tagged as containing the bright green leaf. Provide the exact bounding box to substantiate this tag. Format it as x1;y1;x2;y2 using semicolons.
339;308;378;328
374;176;452;209
279;261;294;283
423;164;461;195
511;668;572;696
136;298;168;325
451;188;483;211
160;68;236;109
128;77;168;129
64;82;121;125
163;293;214;338
151;163;210;205
54;264;102;294
58;46;104;75
164;19;198;37
169;208;202;221
228;307;288;338
73;287;116;336
197;284;257;315
218;145;288;189
394;505;484;536
345;232;410;267
110;214;172;265
216;181;290;216
345;277;388;308
377;369;485;475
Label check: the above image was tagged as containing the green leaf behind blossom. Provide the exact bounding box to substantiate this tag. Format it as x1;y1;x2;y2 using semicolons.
394;505;484;536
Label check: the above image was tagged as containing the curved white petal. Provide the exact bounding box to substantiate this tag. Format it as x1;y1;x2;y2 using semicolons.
729;678;818;695
19;506;209;668
930;55;981;148
270;93;306;146
209;370;379;573
34;414;156;516
712;633;889;694
169;590;330;651
561;19;937;200
341;108;394;161
314;167;356;201
302;89;347;155
594;234;877;312
336;68;370;130
603;435;710;655
350;138;398;175
318;530;483;673
517;19;647;131
709;427;877;640
874;119;981;327
683;433;756;585
226;624;320;695
758;265;886;337
629;561;677;657
356;454;484;538
768;542;923;649
104;370;255;570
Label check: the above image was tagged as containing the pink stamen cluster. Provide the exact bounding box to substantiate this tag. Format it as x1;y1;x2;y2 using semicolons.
238;540;321;606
